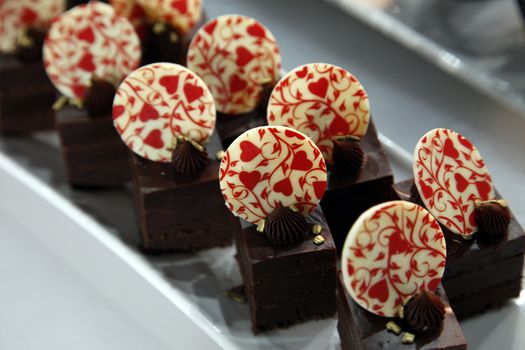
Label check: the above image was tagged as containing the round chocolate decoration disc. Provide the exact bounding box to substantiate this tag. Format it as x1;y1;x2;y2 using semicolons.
0;0;65;53
113;62;216;162
413;128;495;236
267;63;370;162
219;126;327;225
136;0;202;34
43;1;141;100
109;0;147;39
187;14;282;115
341;200;446;317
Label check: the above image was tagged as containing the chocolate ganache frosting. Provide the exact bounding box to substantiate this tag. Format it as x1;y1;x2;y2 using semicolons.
265;206;308;245
172;139;209;175
404;291;445;335
475;200;511;241
15;28;46;63
84;78;117;116
331;137;364;172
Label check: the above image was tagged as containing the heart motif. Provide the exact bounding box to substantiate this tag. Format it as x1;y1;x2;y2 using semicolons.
159;75;179;95
240;141;261;162
273;177;293;196
290;151;313;171
183;82;204;103
20;8;37;24
308;78;329;98
368;278;389;303
247;23;266;38
230;74;247;94
77;53;96;72
138;103;159;122
328;115;350;135
443;138;459;159
143;129;164;149
313;180;327;199
418;180;433;199
296;66;308;78
204;19;218;35
170;0;188;14
77;27;95;43
72;84;86;99
389;232;410;255
284;129;305;140
475;180;492;200
235;46;255;67
454;173;469;193
112;105;125;119
239;171;261;191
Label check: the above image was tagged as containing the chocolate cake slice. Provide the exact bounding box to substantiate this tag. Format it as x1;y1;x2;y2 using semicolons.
394;178;525;319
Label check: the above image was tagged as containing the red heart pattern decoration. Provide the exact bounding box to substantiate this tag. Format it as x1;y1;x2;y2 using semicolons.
136;0;201;34
188;14;282;114
342;201;446;317
43;2;141;99
113;63;216;163
267;63;370;162
413;128;495;236
0;0;64;53
219;126;326;225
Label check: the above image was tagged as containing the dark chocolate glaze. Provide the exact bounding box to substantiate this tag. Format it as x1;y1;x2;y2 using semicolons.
393;179;525;319
337;273;467;350
130;132;241;252
235;206;337;332
321;119;395;251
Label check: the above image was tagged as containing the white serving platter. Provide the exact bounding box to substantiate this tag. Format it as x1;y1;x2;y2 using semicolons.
0;130;523;350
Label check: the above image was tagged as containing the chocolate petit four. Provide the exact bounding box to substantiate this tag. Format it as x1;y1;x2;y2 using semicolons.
219;126;337;332
188;15;282;147
0;0;65;134
43;1;142;187
339;200;467;349
134;0;205;65
393;128;525;319
113;62;240;251
267;63;394;250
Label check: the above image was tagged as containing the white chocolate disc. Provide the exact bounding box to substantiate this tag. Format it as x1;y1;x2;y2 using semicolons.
113;63;216;162
268;63;370;163
413;128;495;236
43;1;141;100
0;0;65;53
109;0;147;39
136;0;202;34
187;14;282;115
341;200;446;317
219;126;327;225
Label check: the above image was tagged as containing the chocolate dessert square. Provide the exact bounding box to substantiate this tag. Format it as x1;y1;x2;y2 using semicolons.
0;55;55;134
216;107;268;149
337;273;467;350
55;105;130;188
235;207;337;332
130;132;240;252
393;179;525;319
321;120;394;251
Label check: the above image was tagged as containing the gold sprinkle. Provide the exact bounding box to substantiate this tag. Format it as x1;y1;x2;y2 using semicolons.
169;31;179;43
475;199;508;208
17;29;33;47
461;234;474;241
398;305;404;319
313;235;325;245
402;332;415;344
216;150;226;160
225;288;246;304
153;21;166;34
69;98;83;109
258;77;272;85
312;224;322;235
289;205;299;213
385;321;401;335
52;96;68;111
256;220;265;233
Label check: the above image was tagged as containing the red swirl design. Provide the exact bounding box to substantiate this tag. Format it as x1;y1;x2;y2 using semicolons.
219;126;327;225
413;128;495;236
342;201;446;317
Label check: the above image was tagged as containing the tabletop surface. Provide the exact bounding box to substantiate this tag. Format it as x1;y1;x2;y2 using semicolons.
1;0;524;349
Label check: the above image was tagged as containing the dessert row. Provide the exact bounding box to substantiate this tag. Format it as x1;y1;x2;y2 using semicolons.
0;1;523;349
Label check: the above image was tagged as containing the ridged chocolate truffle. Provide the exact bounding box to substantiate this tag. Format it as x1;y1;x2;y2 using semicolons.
15;28;46;63
332;138;364;171
172;140;209;174
265;206;308;245
475;201;511;241
404;291;445;335
84;79;117;116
